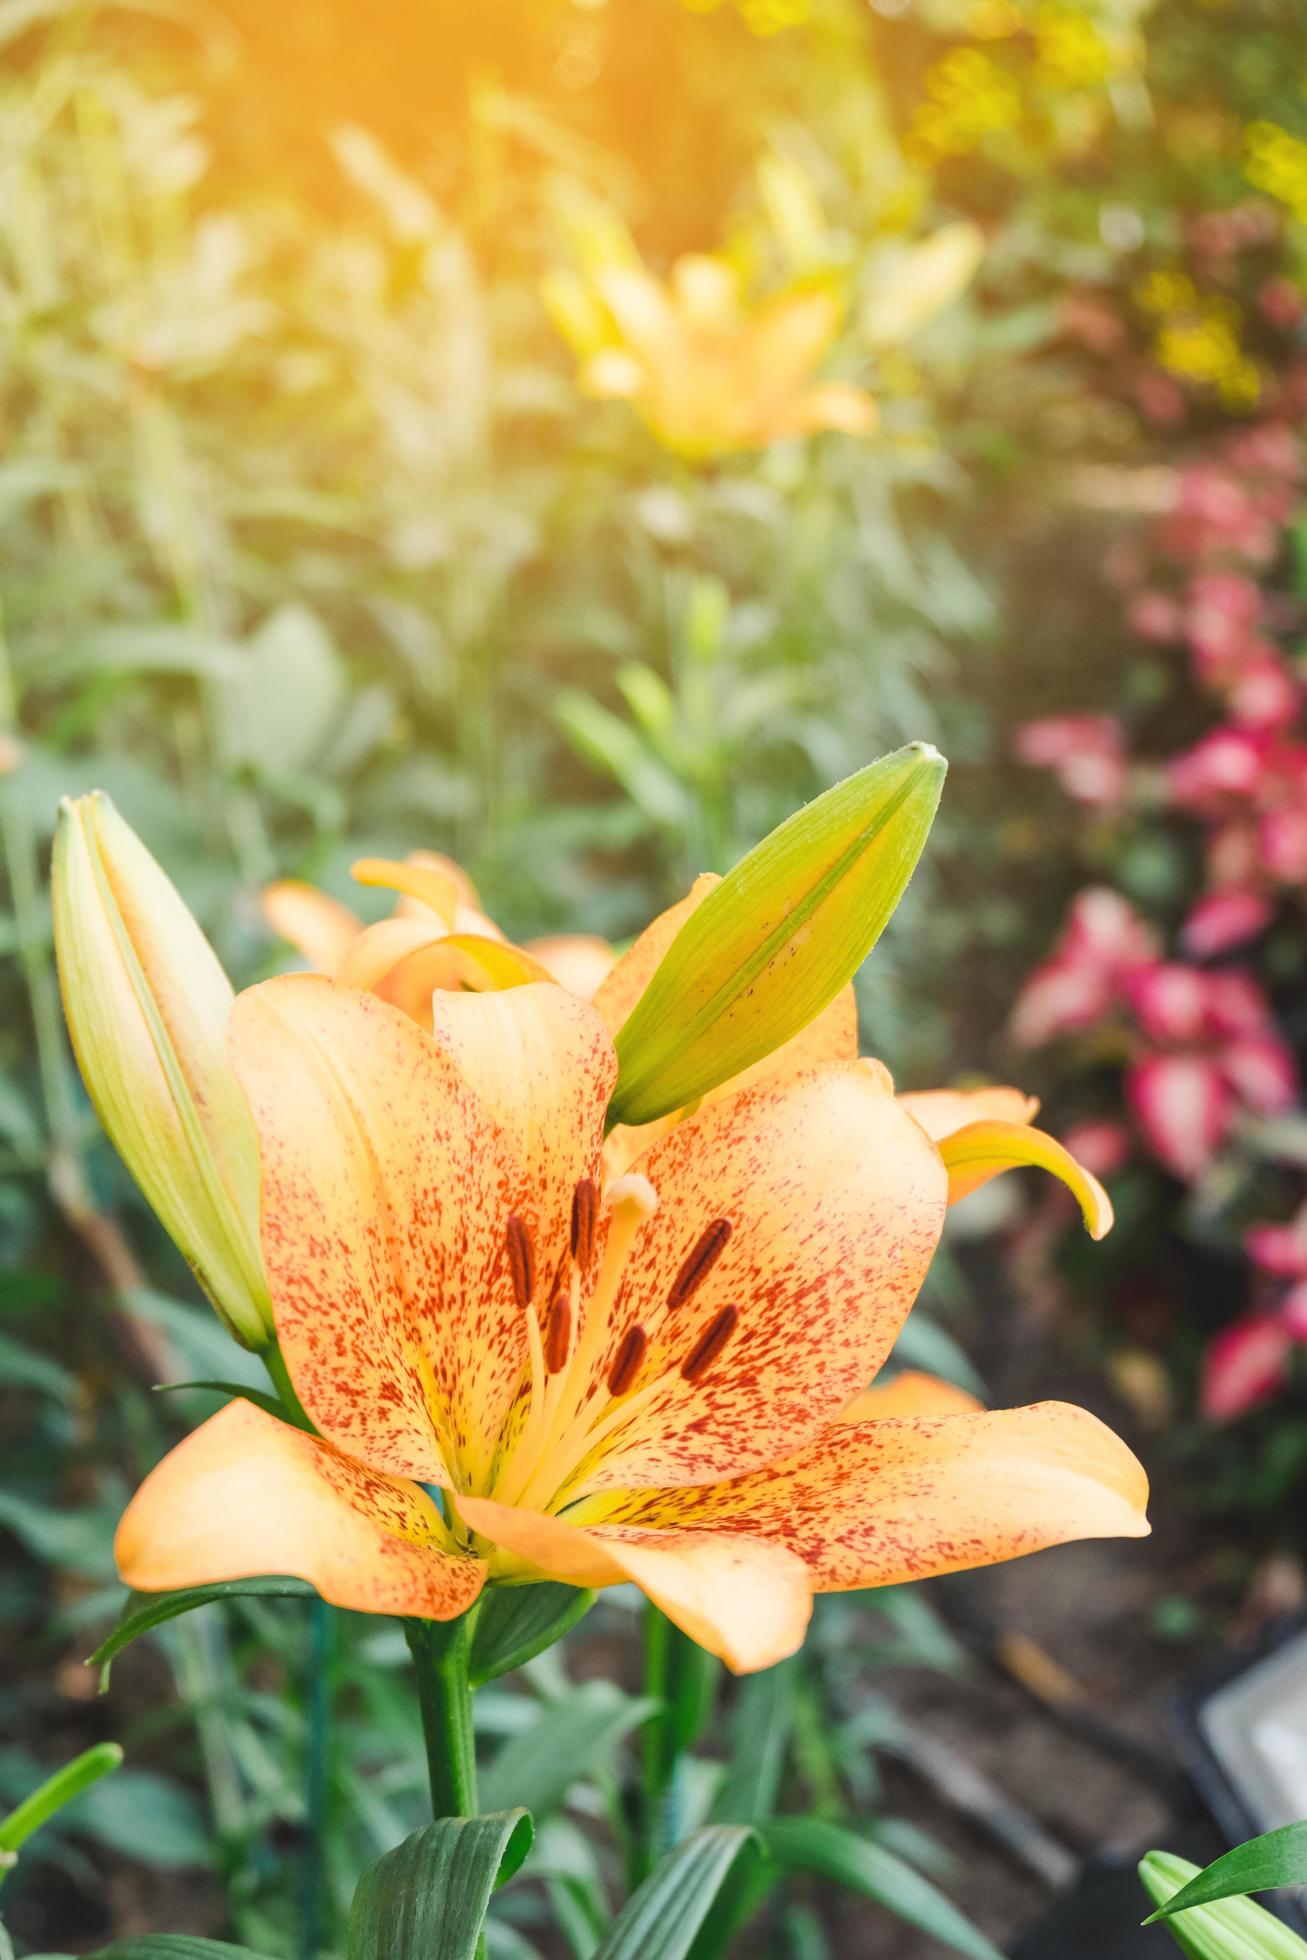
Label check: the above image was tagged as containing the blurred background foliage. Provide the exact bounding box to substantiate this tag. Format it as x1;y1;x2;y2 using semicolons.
7;0;1307;1951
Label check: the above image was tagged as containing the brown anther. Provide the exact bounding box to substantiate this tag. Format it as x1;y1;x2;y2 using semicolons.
680;1304;739;1383
570;1177;598;1270
607;1323;648;1398
544;1292;573;1375
667;1217;732;1311
505;1214;536;1311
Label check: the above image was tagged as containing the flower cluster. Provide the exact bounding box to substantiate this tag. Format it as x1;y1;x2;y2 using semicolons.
1014;415;1307;1423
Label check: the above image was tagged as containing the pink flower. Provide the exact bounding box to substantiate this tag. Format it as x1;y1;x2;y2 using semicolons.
1059;1118;1132;1179
1201;1312;1295;1422
1010;889;1159;1049
1129;590;1182;643
1168;727;1268;809
1127;1051;1232;1179
1015;715;1126;807
1181;888;1273;957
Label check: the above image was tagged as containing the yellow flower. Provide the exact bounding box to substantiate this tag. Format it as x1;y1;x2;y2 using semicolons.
263;854;614;1018
546;249;875;460
52;795;271;1348
117;976;1146;1673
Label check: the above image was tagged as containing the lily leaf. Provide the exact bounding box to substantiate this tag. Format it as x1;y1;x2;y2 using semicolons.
762;1817;1004;1960
1141;1848;1307;1956
480;1682;657;1817
88;1579;315;1687
86;1943;275;1958
1145;1826;1307;1922
469;1583;596;1685
347;1811;532;1960
152;1381;287;1420
609;742;946;1127
592;1825;761;1960
0;1743;122;1887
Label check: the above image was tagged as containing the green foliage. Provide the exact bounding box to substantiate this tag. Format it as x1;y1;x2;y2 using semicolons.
347;1812;532;1960
591;1826;761;1960
1146;1826;1307;1922
468;1584;596;1687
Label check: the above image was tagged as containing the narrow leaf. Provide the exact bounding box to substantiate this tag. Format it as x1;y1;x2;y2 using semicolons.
470;1584;596;1685
609;742;946;1127
593;1826;760;1960
152;1381;287;1420
347;1811;532;1960
1146;1826;1307;1922
88;1579;314;1687
88;1943;275;1959
0;1744;123;1865
763;1817;1004;1960
711;1660;796;1824
480;1683;657;1817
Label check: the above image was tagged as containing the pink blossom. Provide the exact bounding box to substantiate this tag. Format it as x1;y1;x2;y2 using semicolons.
1060;1118;1132;1179
1181;888;1273;956
1168;727;1268;808
1010;888;1159;1049
1201;1312;1294;1422
1127;1050;1231;1178
1015;714;1126;806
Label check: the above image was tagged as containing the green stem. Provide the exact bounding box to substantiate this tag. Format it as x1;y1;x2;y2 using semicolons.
630;1605;719;1890
404;1614;479;1820
263;1342;313;1432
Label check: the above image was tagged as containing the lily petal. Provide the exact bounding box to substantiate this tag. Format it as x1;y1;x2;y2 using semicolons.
898;1087;1040;1141
579;1062;948;1490
583;1400;1149;1589
429;983;617;1288
459;1493;811;1674
229;976;529;1487
927;1118;1114;1237
117;1398;484;1619
838;1371;983;1421
262;880;362;973
526;934;618;1001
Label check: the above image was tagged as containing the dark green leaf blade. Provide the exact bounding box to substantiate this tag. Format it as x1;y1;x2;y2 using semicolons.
89;1941;276;1958
347;1811;532;1960
1145;1823;1307;1921
480;1683;656;1817
593;1825;760;1960
152;1381;287;1420
469;1583;595;1685
763;1817;1004;1960
88;1580;315;1686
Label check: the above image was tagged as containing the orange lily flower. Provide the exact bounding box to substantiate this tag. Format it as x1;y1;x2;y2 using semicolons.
262;852;616;1020
546;250;877;460
116;978;1146;1675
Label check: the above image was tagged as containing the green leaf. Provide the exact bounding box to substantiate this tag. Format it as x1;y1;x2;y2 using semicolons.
609;742;947;1127
470;1584;596;1685
480;1683;657;1817
87;1579;315;1687
87;1942;277;1958
0;1743;122;1877
347;1811;532;1960
762;1817;1004;1960
711;1659;796;1824
592;1826;760;1960
1146;1827;1307;1921
1140;1850;1307;1957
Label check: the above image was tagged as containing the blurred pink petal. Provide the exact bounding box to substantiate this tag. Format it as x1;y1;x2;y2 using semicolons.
1201;1313;1292;1422
1181;889;1273;957
1280;1281;1307;1339
1246;1220;1307;1279
1060;1118;1132;1179
1009;962;1111;1048
1129;590;1182;642
1168;727;1267;808
1260;805;1307;882
1015;715;1125;806
1128;1052;1231;1178
1228;653;1301;730
1221;1031;1299;1114
1125;963;1210;1045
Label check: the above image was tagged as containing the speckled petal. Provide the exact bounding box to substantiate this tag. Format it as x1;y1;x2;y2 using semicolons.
837;1371;982;1422
228;975;529;1486
459;1493;810;1673
582;1401;1149;1589
429;984;617;1298
116;1398;485;1620
578;1061;948;1491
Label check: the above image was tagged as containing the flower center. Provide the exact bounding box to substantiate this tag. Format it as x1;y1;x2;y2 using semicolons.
481;1179;740;1517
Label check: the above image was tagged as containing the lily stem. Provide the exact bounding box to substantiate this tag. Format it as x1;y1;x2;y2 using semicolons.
404;1613;479;1821
630;1606;719;1891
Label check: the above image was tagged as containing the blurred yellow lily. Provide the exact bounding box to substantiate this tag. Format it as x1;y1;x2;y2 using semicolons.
117;977;1146;1673
545;249;876;459
263;853;615;1021
53;794;272;1348
594;878;1114;1237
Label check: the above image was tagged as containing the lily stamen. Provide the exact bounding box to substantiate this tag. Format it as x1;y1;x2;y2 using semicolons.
667;1217;732;1310
506;1213;536;1310
570;1176;598;1270
681;1303;739;1382
606;1322;648;1397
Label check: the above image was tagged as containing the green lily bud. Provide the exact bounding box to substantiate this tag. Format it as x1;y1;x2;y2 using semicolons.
609;741;946;1127
53;793;271;1348
1139;1852;1307;1958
